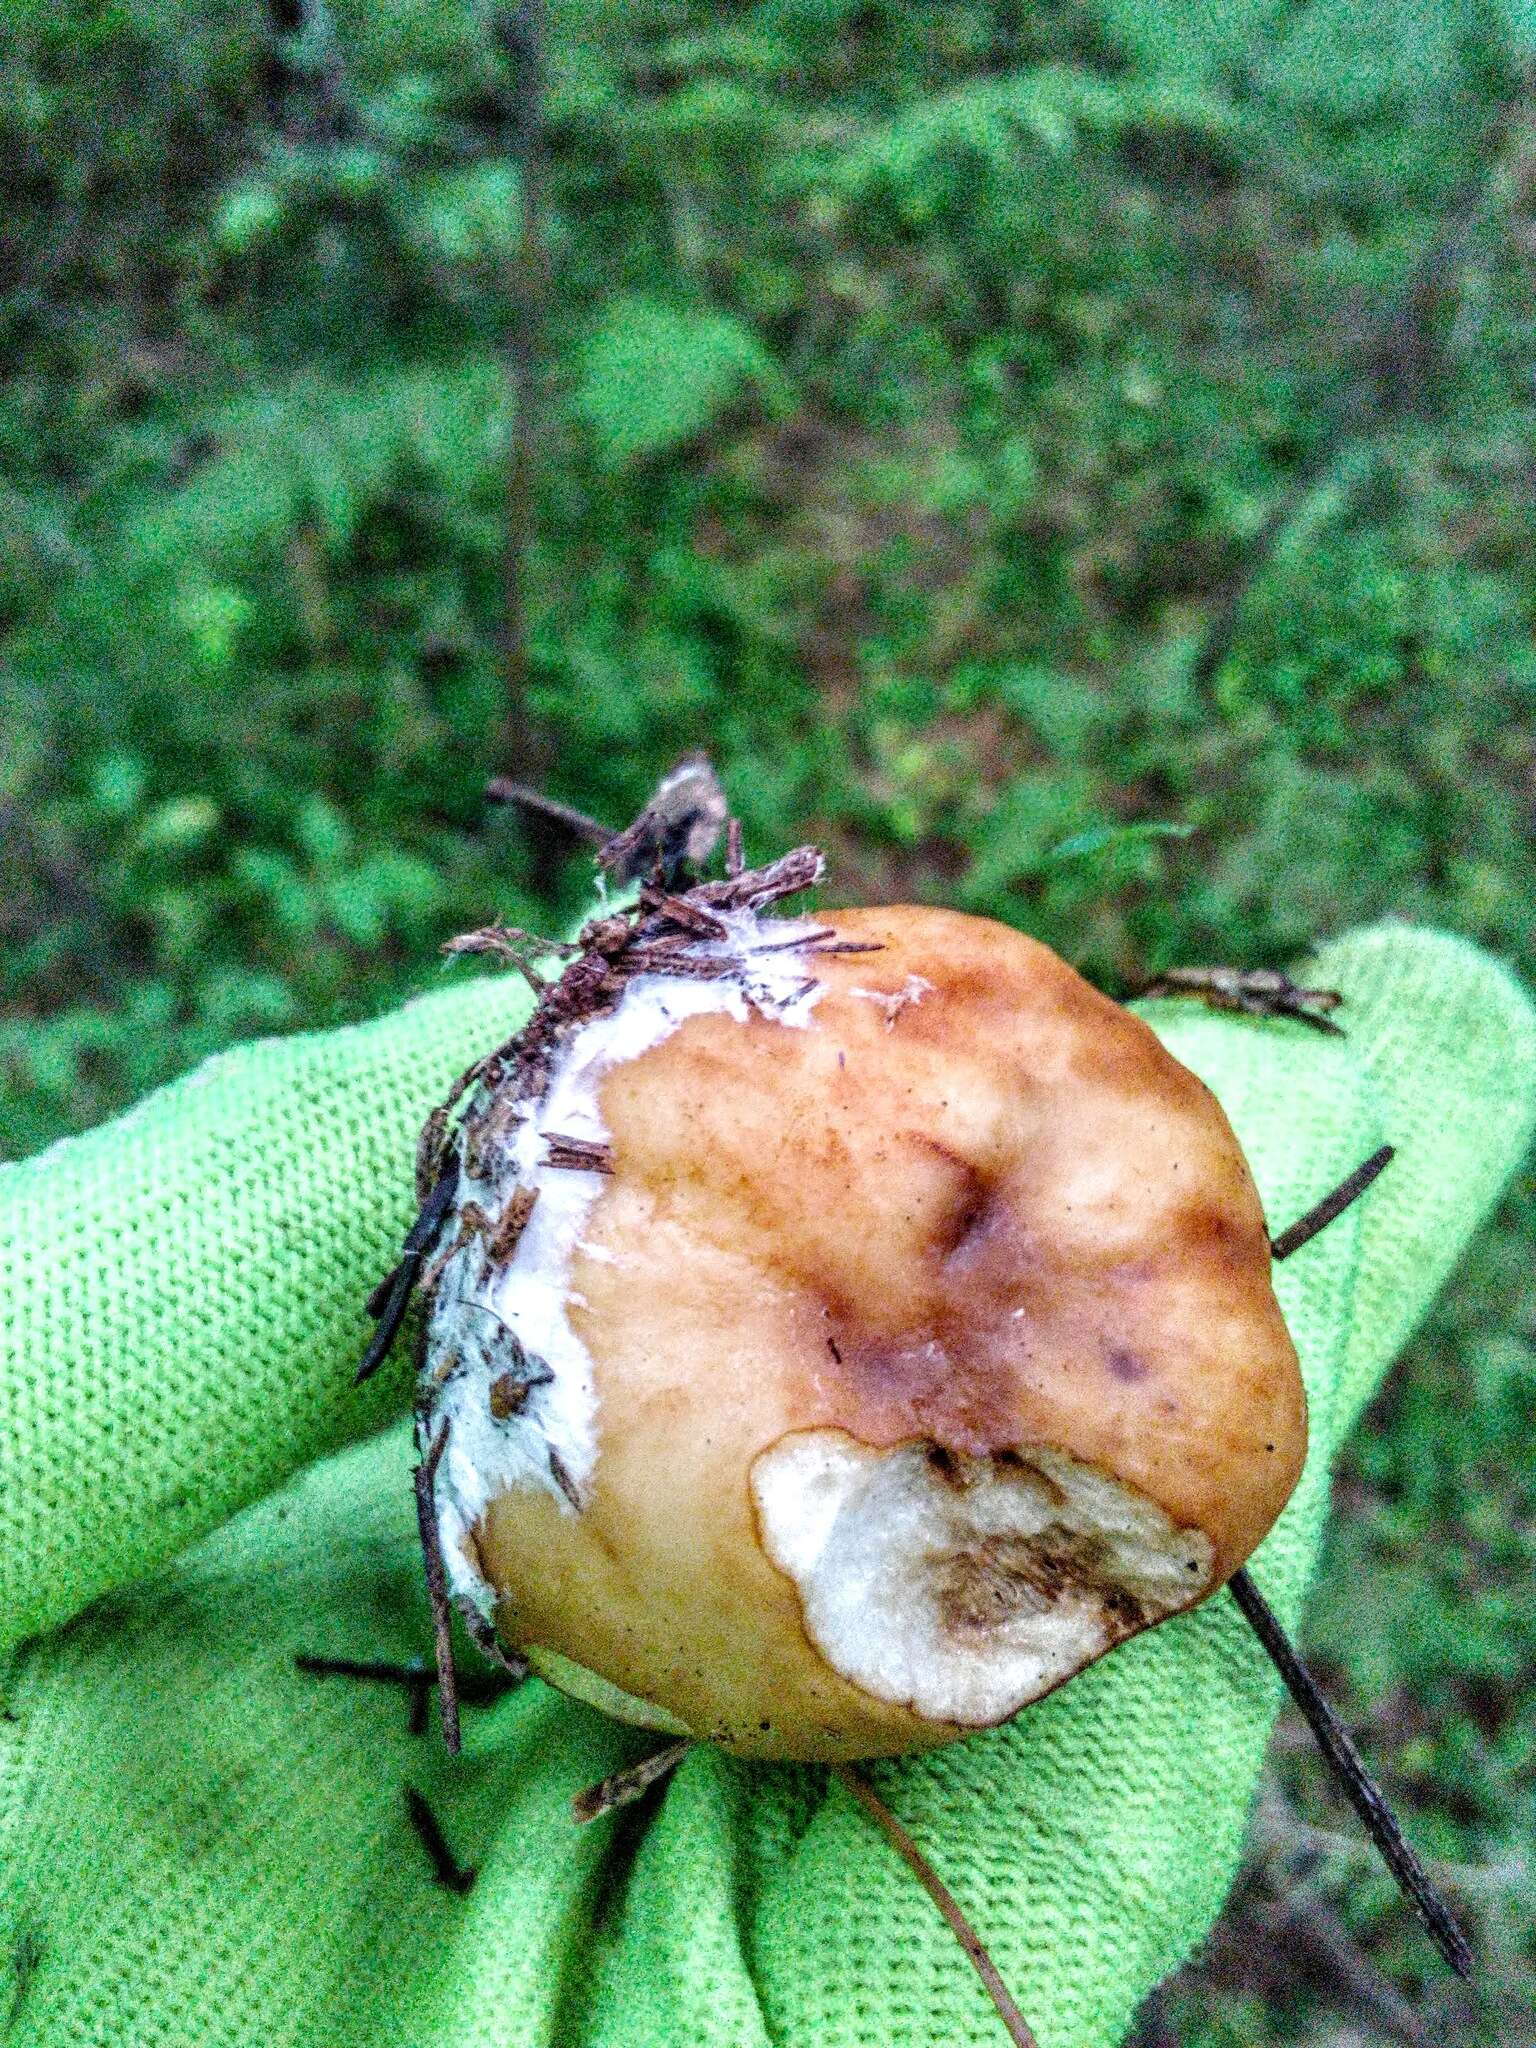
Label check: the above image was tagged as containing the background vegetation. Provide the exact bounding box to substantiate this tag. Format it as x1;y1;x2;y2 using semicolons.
4;1;1534;2040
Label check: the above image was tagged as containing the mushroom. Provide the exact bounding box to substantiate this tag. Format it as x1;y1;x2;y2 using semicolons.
415;882;1305;1762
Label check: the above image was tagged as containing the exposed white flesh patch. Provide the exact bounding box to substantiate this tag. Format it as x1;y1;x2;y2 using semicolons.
752;1431;1214;1725
424;910;826;1614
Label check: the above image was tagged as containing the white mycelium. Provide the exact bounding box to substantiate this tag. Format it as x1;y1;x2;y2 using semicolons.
847;972;932;1026
752;1431;1214;1724
423;909;826;1614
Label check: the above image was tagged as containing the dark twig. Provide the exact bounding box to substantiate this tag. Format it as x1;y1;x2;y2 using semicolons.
572;1741;691;1824
412;1421;462;1755
356;1156;460;1385
692;844;825;914
488;1184;540;1263
1139;966;1343;1036
416;1052;503;1199
546;1446;583;1511
637;885;729;939
453;1599;530;1680
833;1765;1041;2048
614;948;741;984
484;778;613;845
1228;1568;1472;1977
750;926;837;953
1270;1145;1394;1262
441;922;571;992
404;1787;476;1896
484;761;736;888
542;1133;615;1174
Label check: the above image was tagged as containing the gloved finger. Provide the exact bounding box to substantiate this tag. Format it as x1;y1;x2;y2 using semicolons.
1296;922;1536;1431
0;1421;766;2048
0;969;530;1659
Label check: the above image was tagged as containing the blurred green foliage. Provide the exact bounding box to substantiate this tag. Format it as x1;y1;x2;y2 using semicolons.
3;1;1534;2040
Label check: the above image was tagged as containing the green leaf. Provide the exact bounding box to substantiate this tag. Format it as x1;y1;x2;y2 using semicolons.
412;163;523;267
1045;820;1194;863
572;298;789;466
825;64;1247;223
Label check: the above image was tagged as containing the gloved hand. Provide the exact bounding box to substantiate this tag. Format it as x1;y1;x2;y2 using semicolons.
1;919;1531;2048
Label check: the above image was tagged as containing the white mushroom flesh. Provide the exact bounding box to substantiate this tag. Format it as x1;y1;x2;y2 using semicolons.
752;1431;1215;1725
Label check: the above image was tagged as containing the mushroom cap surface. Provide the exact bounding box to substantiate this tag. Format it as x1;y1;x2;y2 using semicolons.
468;904;1306;1760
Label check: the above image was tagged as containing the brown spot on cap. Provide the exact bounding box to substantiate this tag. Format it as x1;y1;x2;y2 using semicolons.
1105;1345;1150;1384
825;1322;1019;1456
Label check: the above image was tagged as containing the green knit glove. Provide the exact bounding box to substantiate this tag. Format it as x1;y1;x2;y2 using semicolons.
2;923;1532;2048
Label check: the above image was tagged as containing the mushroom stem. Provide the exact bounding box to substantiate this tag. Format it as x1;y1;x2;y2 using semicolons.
1228;1567;1472;1977
833;1764;1041;2048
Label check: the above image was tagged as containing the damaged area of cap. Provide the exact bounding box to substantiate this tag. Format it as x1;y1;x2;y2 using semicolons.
751;1428;1215;1726
419;907;831;1615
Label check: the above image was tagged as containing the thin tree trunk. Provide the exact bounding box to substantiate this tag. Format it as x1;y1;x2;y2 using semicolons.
498;0;549;774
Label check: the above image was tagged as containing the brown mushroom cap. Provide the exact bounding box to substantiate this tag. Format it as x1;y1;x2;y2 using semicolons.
472;904;1305;1760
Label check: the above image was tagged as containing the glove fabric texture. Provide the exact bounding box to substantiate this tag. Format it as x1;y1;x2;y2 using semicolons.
1;920;1532;2048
